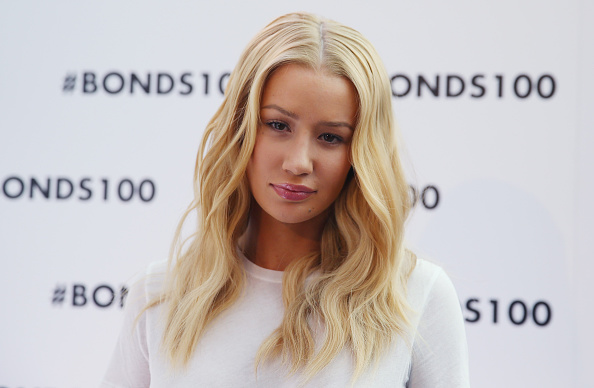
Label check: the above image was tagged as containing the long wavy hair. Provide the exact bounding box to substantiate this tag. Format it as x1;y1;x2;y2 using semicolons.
154;12;416;382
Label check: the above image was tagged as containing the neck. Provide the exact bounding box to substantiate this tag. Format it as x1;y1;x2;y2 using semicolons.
240;203;328;271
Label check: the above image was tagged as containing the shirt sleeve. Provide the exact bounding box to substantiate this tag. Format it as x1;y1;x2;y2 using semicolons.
100;276;151;388
407;268;470;388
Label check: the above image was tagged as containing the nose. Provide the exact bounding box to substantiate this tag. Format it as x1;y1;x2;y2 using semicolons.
282;134;313;176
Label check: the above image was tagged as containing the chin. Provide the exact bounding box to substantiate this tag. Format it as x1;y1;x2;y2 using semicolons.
272;205;329;225
274;212;317;225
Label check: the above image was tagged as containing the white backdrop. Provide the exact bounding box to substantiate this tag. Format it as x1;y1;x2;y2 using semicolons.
1;1;592;387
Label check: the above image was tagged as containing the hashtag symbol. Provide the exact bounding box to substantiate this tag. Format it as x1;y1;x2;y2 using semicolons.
52;285;66;305
63;73;76;92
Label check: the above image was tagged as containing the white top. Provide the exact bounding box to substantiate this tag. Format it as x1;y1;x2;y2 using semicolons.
101;255;469;387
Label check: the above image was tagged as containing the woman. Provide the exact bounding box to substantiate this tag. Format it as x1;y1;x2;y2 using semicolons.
102;12;469;387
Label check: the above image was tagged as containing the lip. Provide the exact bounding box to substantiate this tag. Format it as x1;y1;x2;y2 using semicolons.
271;183;316;201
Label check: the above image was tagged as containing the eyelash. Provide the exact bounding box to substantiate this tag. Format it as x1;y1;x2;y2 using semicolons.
319;133;343;144
266;120;288;132
265;121;344;144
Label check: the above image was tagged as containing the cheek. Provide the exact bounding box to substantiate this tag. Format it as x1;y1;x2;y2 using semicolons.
247;135;280;187
246;159;255;189
334;149;352;177
246;149;263;194
321;152;352;193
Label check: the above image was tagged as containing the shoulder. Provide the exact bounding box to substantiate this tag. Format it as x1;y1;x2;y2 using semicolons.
406;258;459;312
124;259;168;311
101;259;168;387
145;259;168;295
141;259;168;293
405;258;470;387
406;258;465;335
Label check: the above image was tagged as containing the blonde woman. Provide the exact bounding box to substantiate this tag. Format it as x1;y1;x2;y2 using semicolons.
102;12;469;387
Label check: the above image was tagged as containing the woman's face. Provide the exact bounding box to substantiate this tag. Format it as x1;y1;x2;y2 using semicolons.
246;63;357;226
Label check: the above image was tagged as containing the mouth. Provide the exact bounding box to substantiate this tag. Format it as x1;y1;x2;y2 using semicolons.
271;183;316;201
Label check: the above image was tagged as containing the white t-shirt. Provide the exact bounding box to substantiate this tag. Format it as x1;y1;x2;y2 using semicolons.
101;255;469;387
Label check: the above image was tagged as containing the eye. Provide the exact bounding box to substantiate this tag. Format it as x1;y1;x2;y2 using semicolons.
266;121;289;131
320;133;343;144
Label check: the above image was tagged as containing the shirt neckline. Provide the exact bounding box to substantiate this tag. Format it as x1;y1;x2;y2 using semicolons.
237;248;284;284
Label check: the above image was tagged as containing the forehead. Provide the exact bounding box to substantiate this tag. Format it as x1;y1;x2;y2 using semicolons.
260;64;358;125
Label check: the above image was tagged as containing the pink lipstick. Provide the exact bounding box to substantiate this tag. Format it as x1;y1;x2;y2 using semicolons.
271;183;315;201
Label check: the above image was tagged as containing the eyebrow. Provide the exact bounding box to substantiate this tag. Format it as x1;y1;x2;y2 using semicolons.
261;104;355;131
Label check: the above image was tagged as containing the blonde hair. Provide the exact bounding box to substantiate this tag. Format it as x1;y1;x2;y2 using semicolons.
155;12;416;382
